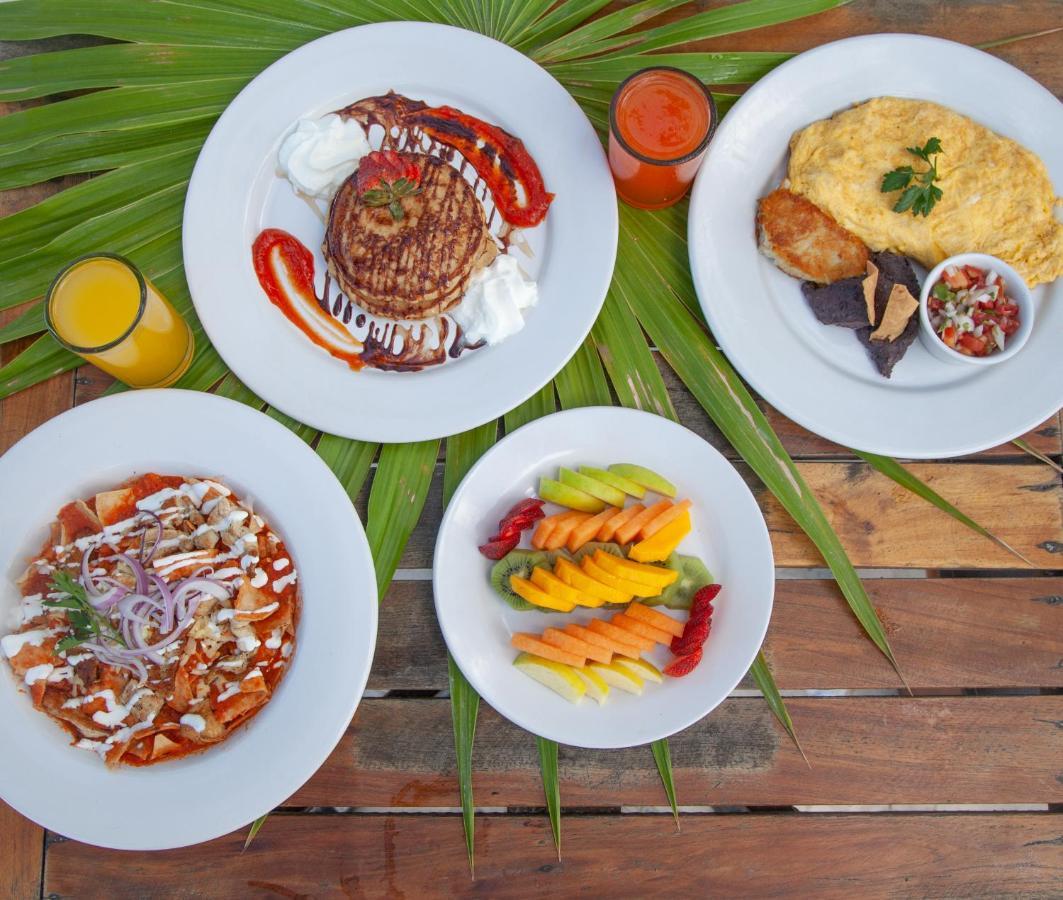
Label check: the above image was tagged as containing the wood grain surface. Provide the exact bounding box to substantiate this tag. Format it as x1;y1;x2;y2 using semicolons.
42;814;1063;899
368;577;1063;692
1;1;1062;897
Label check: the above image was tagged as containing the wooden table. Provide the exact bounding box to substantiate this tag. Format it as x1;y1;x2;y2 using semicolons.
2;3;1062;896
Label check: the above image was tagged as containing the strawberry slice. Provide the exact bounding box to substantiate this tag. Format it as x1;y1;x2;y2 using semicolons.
663;646;703;678
498;498;545;534
478;533;520;560
691;583;720;619
671;618;711;657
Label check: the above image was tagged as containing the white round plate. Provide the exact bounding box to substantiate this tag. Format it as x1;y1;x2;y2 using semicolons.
0;391;377;850
434;408;774;749
689;35;1063;459
184;22;617;444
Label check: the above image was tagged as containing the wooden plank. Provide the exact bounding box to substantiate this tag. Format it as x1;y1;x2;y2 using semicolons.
379;461;1063;570
291;696;1063;808
1;801;42;900
43;813;1063;897
679;1;1063;96
369;576;1063;692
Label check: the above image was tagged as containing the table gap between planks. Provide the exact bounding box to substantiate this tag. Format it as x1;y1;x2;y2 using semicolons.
1;2;1061;897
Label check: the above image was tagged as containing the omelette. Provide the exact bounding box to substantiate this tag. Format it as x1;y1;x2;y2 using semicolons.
785;97;1063;286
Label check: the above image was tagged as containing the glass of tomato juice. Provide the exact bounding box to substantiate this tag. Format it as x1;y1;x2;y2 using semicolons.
608;66;717;210
46;253;194;389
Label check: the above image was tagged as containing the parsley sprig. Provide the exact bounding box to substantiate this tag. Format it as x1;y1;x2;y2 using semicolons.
881;137;944;217
44;570;126;652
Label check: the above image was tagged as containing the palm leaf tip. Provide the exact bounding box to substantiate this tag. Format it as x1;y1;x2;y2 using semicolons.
536;736;562;859
650;738;679;828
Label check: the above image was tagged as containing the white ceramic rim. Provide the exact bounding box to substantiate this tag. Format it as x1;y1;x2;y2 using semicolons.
0;391;378;850
183;21;618;443
688;34;1063;459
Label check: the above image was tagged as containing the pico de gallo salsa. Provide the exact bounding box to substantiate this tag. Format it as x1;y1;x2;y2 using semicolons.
928;263;1021;357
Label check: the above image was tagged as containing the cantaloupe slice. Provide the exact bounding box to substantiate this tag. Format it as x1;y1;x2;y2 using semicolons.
639;499;692;540
596;504;643;542
611;612;673;646
626;602;685;638
614;500;672;545
511;633;585;667
567;507;621;553
592;550;676;589
544;511;591;551
531;518;556;550
580;556;660;599
629;511;691;562
542;627;612;664
588;618;655;652
566;623;642;660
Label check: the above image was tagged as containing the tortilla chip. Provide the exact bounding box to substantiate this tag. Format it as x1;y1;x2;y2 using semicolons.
862;261;879;326
870;284;919;342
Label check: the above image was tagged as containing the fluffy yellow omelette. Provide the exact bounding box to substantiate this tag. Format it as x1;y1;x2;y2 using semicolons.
786;97;1063;286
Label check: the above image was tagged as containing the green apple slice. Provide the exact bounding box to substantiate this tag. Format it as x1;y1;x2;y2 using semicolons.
614;657;663;684
578;466;646;499
589;661;644;695
514;653;586;703
558;467;626;507
539;477;606;513
575;667;611;704
607;463;677;498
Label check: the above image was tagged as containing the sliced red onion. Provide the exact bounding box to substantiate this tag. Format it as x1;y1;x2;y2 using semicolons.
116;552;149;595
137;511;164;564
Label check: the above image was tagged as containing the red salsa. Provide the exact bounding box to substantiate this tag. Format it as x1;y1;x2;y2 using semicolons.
928;263;1021;357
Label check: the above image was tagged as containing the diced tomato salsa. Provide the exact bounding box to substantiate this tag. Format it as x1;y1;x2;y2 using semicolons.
928;264;1021;357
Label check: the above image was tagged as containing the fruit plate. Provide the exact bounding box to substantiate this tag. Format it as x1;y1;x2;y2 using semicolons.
0;391;377;850
433;407;774;749
184;21;617;443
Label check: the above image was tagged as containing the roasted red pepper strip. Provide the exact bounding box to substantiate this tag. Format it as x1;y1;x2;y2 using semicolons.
408;105;554;228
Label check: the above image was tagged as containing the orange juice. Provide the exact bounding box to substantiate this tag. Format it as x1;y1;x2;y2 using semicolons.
608;67;716;210
46;254;193;388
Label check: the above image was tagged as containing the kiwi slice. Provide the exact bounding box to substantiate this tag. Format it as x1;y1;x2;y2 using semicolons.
651;552;714;609
568;541;626;564
490;549;548;611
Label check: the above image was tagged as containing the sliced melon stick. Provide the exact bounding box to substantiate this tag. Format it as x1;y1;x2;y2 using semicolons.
542;626;612;664
639;499;693;540
626;602;685;638
588;618;655;652
543;511;591;551
611;612;673;646
615;500;672;545
566;506;621;553
564;623;638;659
511;633;586;667
597;503;643;542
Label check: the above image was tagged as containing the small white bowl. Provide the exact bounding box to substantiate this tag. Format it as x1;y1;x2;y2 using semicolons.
919;253;1034;367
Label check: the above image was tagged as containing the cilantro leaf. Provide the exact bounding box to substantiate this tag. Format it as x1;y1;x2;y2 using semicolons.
882;137;944;218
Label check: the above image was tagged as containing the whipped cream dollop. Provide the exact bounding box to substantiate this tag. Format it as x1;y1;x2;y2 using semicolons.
278;113;370;199
450;254;538;346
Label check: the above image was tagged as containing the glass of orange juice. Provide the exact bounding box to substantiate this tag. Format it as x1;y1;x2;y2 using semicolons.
45;253;194;388
608;66;717;210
